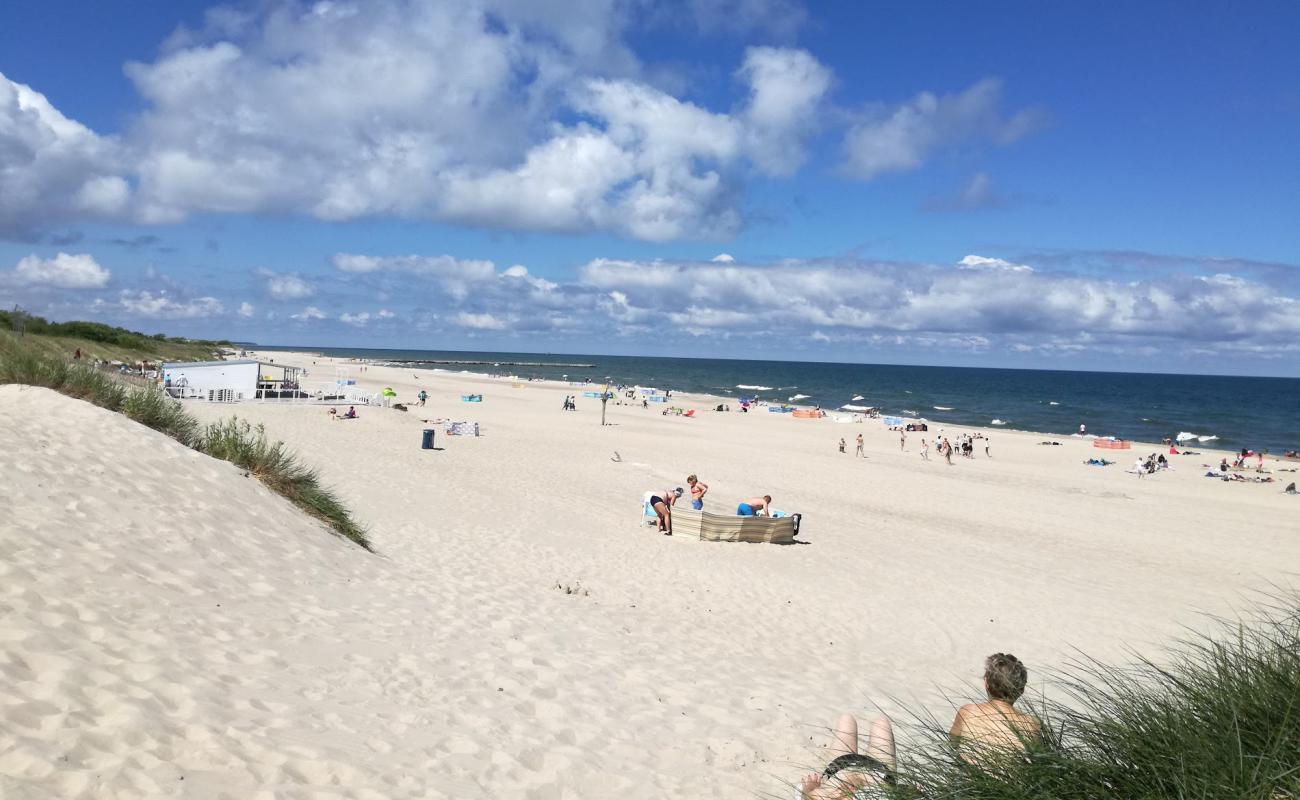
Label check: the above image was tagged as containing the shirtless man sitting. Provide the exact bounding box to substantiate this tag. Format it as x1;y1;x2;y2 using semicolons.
736;495;771;517
949;652;1042;764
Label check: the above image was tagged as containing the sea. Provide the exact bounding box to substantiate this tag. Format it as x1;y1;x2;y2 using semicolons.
259;346;1300;452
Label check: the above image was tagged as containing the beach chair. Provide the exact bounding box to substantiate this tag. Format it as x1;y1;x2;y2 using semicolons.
641;491;659;526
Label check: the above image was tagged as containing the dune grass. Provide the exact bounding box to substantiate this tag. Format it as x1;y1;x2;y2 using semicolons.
199;418;370;549
0;334;370;551
809;601;1300;800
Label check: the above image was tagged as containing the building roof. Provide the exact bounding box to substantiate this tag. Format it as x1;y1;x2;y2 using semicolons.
162;359;260;369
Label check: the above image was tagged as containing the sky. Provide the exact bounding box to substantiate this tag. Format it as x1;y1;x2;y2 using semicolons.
1;0;1298;375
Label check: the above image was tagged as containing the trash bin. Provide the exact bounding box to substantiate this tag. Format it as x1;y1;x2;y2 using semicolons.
421;428;435;449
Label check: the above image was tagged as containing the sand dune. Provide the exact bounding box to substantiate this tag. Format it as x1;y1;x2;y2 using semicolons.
3;365;1298;798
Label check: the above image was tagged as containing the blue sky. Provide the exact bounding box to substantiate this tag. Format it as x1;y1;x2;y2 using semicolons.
1;0;1297;374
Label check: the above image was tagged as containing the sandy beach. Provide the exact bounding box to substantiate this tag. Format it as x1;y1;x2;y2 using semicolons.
3;352;1297;799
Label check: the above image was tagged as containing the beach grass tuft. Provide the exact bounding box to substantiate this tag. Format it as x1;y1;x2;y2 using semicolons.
198;418;370;550
0;333;370;551
820;600;1300;800
121;386;202;448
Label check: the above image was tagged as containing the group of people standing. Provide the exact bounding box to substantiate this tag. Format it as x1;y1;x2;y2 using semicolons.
647;476;774;535
840;430;990;466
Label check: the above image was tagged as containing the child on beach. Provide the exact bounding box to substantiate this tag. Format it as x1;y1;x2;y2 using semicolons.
839;438;846;454
687;475;708;510
920;438;929;460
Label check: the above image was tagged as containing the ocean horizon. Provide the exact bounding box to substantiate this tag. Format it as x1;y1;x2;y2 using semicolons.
255;345;1300;452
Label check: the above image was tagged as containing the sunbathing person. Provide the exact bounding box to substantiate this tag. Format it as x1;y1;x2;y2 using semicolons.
798;714;896;799
648;488;681;535
949;653;1042;766
737;495;771;516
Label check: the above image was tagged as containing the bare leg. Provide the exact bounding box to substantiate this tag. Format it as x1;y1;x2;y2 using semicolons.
865;716;896;772
829;713;858;757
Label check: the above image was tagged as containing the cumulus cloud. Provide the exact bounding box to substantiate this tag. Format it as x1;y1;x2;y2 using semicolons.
263;272;315;300
291;306;327;321
3;252;111;288
339;311;371;326
0;73;131;237
1;5;851;243
314;247;1298;362
575;256;1300;351
238;301;255;317
957;254;1033;273
711;253;735;263
736;46;832;176
843;78;1045;180
453;311;509;330
99;290;223;319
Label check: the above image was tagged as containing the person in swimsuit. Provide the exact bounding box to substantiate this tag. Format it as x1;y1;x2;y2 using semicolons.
648;488;681;535
686;475;708;510
737;495;771;516
855;434;864;458
950;653;1042;767
797;714;896;799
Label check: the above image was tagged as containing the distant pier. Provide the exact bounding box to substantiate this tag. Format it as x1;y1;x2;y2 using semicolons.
382;359;596;368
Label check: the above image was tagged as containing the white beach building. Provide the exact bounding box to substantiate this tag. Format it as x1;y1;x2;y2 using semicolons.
161;359;302;402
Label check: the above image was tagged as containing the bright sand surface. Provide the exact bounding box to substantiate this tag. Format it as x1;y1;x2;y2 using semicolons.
3;352;1298;799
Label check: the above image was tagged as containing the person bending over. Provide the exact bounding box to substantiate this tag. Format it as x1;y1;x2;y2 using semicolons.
648;488;681;535
737;495;771;516
950;653;1042;765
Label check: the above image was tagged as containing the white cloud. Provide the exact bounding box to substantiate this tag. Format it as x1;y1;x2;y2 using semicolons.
957;254;1033;273
736;47;831;176
263;272;315;300
453;311;508;330
238;301;255;317
311;247;1300;361
0;73;131;236
377;308;395;318
711;253;735;263
573;255;1300;354
339;311;370;326
0;5;845;243
291;305;327;320
109;290;223;319
4;252;110;289
843;78;1044;180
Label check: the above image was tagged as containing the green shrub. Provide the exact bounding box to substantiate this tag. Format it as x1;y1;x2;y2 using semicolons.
121;387;200;447
199;418;371;551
